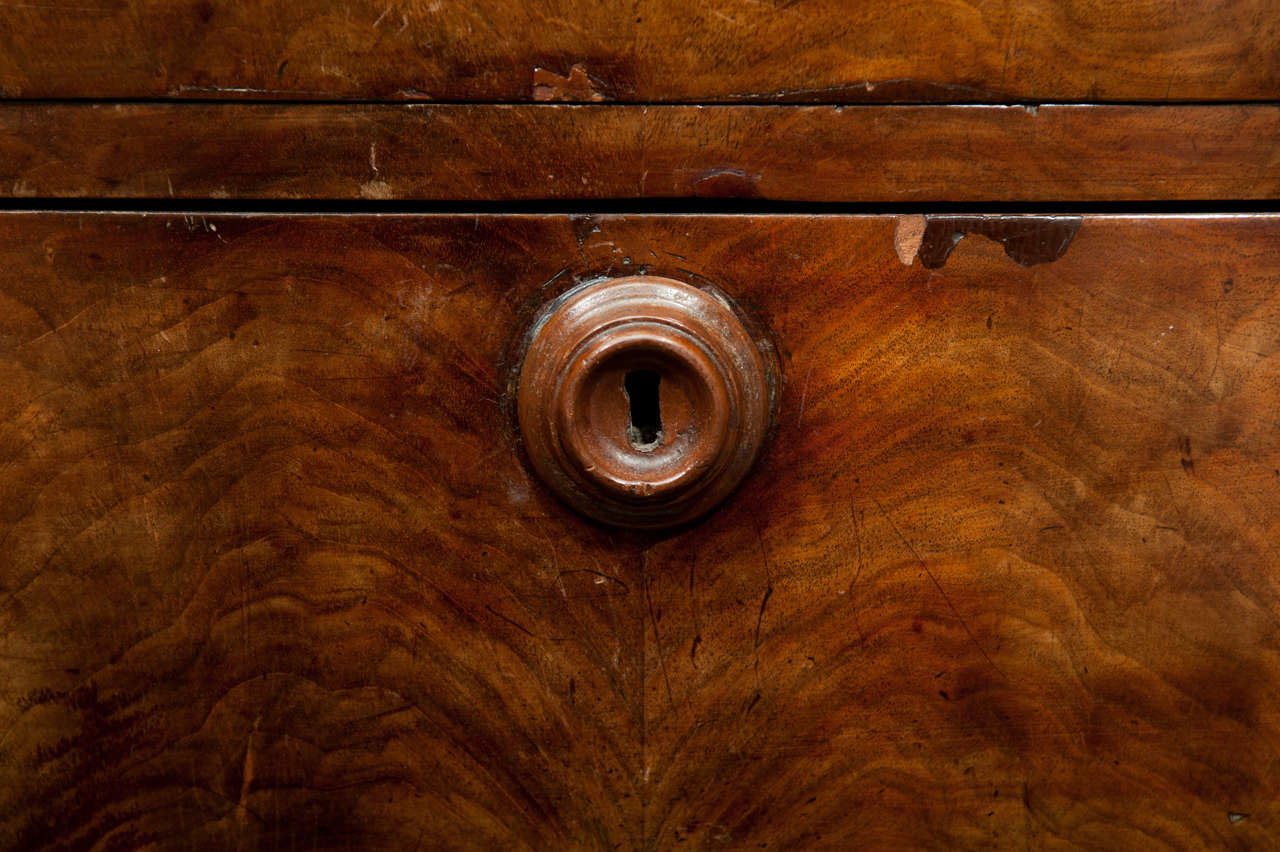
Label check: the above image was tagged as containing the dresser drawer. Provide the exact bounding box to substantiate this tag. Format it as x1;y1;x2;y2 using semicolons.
1;212;1277;848
1;0;1272;103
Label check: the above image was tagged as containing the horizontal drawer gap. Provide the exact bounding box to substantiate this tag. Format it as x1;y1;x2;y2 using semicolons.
2;199;1280;216
6;103;1279;204
8;97;1280;108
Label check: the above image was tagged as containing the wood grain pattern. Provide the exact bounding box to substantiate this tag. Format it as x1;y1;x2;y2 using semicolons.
0;215;649;850
6;103;1280;202
0;0;1276;102
633;214;1280;849
1;213;1279;849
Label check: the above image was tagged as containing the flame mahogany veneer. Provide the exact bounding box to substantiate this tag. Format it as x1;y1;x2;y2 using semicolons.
1;214;1278;848
3;2;1280;846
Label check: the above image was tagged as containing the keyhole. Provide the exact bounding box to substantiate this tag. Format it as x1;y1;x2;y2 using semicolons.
624;369;663;451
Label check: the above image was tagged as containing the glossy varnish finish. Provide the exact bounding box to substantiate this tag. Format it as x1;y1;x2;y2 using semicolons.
5;103;1280;202
515;275;777;529
1;213;1277;848
0;0;1276;102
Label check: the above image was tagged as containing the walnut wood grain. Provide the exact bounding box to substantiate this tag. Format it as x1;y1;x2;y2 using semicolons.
0;0;1275;102
5;103;1280;202
1;213;1278;848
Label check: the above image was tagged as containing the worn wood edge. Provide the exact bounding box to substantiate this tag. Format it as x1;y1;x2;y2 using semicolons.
1;0;1276;103
3;103;1279;203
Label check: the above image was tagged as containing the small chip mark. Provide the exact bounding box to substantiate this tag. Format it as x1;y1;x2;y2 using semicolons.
1229;812;1250;824
533;63;608;102
894;214;926;265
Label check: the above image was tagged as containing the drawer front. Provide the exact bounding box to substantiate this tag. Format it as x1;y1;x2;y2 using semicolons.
1;213;1277;848
0;0;1272;103
7;104;1280;203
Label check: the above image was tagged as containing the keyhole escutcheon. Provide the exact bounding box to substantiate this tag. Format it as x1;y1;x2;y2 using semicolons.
515;275;777;529
624;369;663;450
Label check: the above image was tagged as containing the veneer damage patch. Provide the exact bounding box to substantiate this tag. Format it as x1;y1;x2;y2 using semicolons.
896;214;1082;268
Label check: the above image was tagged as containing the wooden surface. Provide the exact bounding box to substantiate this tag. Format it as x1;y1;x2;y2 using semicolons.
5;103;1280;202
0;0;1276;102
2;212;1278;848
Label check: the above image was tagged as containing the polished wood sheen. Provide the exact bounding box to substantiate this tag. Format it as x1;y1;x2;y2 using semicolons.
0;0;1275;102
1;213;1278;848
5;103;1280;202
516;275;776;529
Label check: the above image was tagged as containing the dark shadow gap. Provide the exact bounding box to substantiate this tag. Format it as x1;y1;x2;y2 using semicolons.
4;97;1280;108
624;370;663;452
0;199;1277;215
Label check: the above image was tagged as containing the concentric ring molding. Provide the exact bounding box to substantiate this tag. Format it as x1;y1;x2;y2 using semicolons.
516;275;777;529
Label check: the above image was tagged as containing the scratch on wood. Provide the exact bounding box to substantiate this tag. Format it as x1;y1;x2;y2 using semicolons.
644;554;675;706
874;499;1005;678
750;521;776;699
485;604;538;638
236;716;261;833
847;505;868;645
751;521;775;653
754;585;773;652
797;362;814;425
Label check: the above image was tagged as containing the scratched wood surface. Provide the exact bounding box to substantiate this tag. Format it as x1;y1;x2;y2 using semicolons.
0;0;1276;102
5;103;1280;202
1;213;1278;849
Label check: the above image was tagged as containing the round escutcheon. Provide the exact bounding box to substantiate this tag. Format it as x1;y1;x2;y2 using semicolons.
515;275;776;529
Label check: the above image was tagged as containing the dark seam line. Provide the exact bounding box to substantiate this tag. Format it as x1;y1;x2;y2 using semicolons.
3;97;1280;108
0;199;1277;215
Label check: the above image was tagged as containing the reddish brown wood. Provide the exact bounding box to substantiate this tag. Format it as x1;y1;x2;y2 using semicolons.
0;0;1275;102
4;103;1280;202
0;104;644;201
515;275;776;529
636;213;1280;848
1;213;1278;848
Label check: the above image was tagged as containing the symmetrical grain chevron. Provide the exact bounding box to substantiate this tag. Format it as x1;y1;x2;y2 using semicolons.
1;214;1278;848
